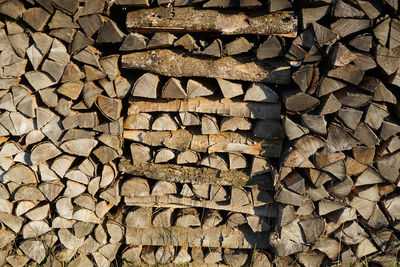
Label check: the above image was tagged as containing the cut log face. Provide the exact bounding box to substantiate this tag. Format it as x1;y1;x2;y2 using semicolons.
120;32;149;51
132;73;159;99
161;78;187;99
96;95;122;121
148;32;176;49
152;114;178;131
187;79;215;98
201;115;219;134
130;143;152;164
244;83;279;103
285;92;320;112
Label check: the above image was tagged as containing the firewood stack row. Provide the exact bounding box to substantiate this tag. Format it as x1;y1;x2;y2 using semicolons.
270;0;400;266
0;0;399;266
0;0;295;266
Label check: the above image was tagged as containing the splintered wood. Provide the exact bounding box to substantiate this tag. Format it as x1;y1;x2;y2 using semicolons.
1;0;399;266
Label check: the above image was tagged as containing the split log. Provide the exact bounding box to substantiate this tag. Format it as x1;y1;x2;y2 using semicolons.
187;79;215;98
301;6;330;29
175;208;201;227
60;138;98;157
120;158;265;187
96;20;125;44
203;210;223;229
223;248;248;266
202;39;223;57
224;37;253;56
121;49;291;84
179;112;200;126
217;79;243;99
244;83;279;103
161;78;187;99
152;181;177;196
121;178;150;197
201;115;219;135
23;7;51;32
155;148;175;163
120;33;149;51
174;34;199;53
200;155;228;171
77;14;104;39
257;36;283;59
177;150;198;164
96;95;122;121
126;208;152;228
229;153;248;169
132;73;159;99
153;208;173;227
124;130;282;157
130;143;152;164
284;92;320;112
20;240;46;263
220;117;251;132
126;8;297;36
148;32;176;49
152;114;178;131
231;187;250;206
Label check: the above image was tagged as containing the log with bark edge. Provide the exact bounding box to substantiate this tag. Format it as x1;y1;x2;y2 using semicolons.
121;49;291;83
126;7;297;36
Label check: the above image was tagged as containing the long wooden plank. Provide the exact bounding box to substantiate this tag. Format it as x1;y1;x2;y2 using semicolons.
123;130;282;157
126;226;270;249
121;49;291;83
128;97;282;120
126;7;297;37
119;159;273;188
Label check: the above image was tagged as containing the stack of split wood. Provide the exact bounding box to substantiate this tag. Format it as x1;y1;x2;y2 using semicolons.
0;0;399;266
271;0;400;266
0;0;293;266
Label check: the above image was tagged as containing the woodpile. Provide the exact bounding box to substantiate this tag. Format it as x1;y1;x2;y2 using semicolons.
0;0;399;266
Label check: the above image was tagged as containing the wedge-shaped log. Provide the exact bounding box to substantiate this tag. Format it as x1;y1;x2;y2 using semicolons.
122;49;290;84
126;226;269;248
119;159;269;188
128;97;281;120
126;8;297;36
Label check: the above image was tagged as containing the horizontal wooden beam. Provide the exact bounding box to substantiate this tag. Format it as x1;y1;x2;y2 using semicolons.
119;159;274;188
121;49;291;83
123;130;282;157
126;7;297;37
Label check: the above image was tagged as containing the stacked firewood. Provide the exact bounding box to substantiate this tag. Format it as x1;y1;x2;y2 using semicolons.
270;0;400;266
0;0;294;266
0;0;399;266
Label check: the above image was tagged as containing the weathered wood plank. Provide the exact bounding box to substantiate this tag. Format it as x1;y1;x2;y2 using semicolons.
123;130;282;157
121;49;290;83
126;8;297;36
119;159;272;187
